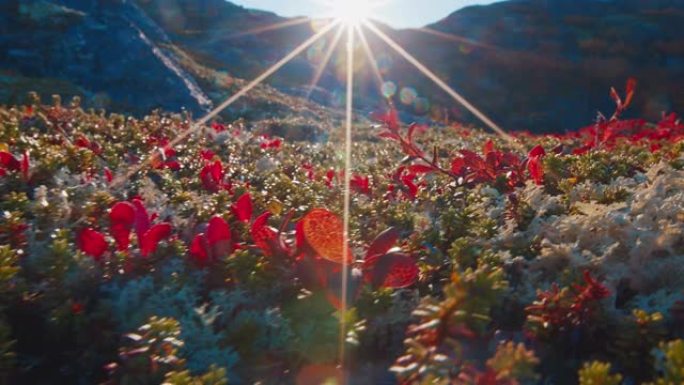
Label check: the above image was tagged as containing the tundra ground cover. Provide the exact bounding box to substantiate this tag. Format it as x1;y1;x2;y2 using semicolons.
0;88;682;384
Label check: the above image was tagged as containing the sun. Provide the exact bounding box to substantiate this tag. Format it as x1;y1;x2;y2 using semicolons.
328;0;377;26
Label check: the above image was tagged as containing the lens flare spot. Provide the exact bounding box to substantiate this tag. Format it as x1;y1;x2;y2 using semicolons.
400;87;418;105
381;81;397;98
459;43;474;55
413;96;430;115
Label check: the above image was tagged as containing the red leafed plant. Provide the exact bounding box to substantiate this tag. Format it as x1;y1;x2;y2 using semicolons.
259;135;283;150
0;151;21;178
150;147;181;171
350;174;372;196
245;208;419;308
451;145;524;188
249;212;282;257
362;227;419;289
190;216;233;265
561;78;684;154
525;271;610;340
74;134;103;155
374;109;533;191
77;228;108;261
107;199;172;257
610;77;637;121
200;160;230;193
385;166;428;201
298;209;418;303
231;192;253;223
526;145;546;186
299;208;353;265
0;150;30;181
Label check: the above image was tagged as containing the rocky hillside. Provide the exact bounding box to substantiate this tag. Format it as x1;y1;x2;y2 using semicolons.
383;0;684;132
0;0;343;137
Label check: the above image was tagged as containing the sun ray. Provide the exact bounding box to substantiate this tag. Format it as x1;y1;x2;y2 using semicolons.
338;24;355;375
363;21;520;148
355;25;386;91
416;26;569;69
223;17;312;40
415;27;496;50
305;24;345;100
112;20;340;187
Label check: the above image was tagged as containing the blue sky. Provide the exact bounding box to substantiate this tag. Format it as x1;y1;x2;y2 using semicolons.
231;1;500;29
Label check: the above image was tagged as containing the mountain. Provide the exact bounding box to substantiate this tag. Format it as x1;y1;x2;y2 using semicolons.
387;0;684;131
0;0;682;132
0;0;349;140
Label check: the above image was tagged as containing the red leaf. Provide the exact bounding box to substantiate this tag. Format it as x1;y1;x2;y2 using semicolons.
624;78;637;109
408;164;435;174
211;122;226;133
459;149;485;169
200;160;224;192
109;202;136;251
201;149;215;161
366;227;400;260
20;151;29;180
132;199;151;241
75;135;90;149
451;157;465;174
251;212;279;256
232;193;253;223
364;253;418;289
0;151;20;171
140;223;171;257
301;209;352;264
211;160;222;181
207;216;232;258
482;139;495;155
350;175;371;195
373;108;399;132
610;87;622;108
528;156;545;186
407;123;426;144
528;145;546;158
77;228;108;260
400;173;419;199
325;168;336;188
104;168;113;184
165;160;181;171
190;234;209;264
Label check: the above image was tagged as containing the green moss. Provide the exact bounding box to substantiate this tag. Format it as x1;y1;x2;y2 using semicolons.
578;361;622;385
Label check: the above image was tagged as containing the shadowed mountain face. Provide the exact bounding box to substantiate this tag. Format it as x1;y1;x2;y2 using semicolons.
0;0;682;132
387;0;684;131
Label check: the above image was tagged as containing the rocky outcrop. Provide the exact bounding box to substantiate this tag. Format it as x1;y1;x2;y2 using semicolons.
0;0;212;113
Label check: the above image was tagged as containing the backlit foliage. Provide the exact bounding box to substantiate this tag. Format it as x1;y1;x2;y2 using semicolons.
0;82;681;384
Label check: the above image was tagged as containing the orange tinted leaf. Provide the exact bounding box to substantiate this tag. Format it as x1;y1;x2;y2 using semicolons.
366;227;400;260
251;212;279;256
483;139;495;155
609;86;620;104
296;365;343;385
301;209;352;264
408;164;434;174
364;253;418;289
624;78;637;108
